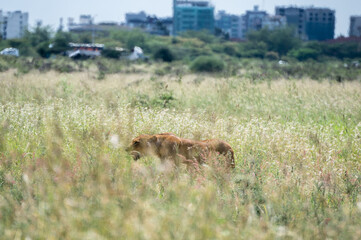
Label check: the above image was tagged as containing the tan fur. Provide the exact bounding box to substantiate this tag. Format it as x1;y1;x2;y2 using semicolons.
126;133;235;168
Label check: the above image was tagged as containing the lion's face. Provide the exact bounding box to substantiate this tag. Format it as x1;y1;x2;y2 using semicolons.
127;135;157;160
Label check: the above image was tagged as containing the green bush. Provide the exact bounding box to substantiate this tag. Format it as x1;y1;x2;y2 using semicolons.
190;56;225;73
0;56;10;72
239;42;267;58
288;48;320;61
154;47;174;62
102;49;122;59
265;51;279;60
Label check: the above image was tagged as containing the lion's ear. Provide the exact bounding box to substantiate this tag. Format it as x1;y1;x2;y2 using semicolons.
150;136;158;143
133;140;140;146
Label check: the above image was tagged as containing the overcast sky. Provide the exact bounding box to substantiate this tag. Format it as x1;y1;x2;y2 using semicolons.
2;0;361;36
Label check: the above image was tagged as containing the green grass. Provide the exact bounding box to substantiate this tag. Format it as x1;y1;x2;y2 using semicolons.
0;68;361;239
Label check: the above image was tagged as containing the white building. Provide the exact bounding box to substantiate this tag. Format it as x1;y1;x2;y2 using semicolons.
350;16;361;37
216;11;245;40
0;10;28;39
216;7;286;40
79;15;93;25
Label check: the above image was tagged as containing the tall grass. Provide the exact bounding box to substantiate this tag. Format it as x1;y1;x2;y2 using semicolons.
0;70;361;239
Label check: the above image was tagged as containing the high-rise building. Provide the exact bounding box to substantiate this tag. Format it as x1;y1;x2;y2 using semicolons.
350;16;361;37
215;11;244;40
276;7;306;39
276;6;335;41
244;6;267;33
173;0;215;36
305;8;335;41
0;10;28;40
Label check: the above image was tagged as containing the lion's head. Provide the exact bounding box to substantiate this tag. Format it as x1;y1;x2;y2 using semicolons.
126;134;158;160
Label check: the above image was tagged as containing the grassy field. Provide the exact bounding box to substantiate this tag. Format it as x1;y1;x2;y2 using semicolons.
0;68;361;239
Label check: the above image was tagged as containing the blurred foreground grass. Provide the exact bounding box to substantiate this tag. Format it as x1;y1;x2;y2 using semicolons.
0;70;361;239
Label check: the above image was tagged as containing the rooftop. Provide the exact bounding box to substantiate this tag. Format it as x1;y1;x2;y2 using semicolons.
175;0;213;8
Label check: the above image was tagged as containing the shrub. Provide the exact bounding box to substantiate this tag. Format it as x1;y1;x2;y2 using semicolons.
288;48;320;61
0;56;10;72
154;47;174;62
102;49;122;59
190;56;225;73
265;51;279;60
223;43;239;57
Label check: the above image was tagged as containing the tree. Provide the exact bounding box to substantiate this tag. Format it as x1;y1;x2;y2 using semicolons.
24;25;52;47
247;27;301;56
154;47;174;62
51;31;73;54
288;48;320;61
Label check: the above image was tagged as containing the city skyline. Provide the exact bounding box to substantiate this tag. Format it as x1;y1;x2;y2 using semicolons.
2;0;361;36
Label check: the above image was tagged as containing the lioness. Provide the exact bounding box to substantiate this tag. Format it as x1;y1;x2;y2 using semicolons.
126;133;235;168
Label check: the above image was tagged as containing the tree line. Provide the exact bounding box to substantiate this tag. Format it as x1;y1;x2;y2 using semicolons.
0;25;360;62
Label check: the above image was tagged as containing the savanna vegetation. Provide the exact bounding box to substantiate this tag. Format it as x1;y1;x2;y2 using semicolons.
0;24;361;239
0;59;361;239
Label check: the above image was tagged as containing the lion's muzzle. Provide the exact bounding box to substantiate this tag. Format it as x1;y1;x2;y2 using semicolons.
130;151;141;161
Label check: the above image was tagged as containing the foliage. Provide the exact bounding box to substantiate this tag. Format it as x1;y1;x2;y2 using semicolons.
153;47;174;62
51;31;73;54
265;51;279;60
1;25;360;63
111;29;147;50
0;70;361;238
101;48;122;59
246;27;301;56
190;55;225;72
239;41;268;58
180;30;217;44
288;47;320;61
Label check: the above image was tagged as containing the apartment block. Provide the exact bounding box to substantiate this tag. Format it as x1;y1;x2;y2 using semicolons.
276;6;335;41
215;11;244;40
0;10;28;39
216;6;285;40
305;8;335;41
244;6;267;33
125;11;173;36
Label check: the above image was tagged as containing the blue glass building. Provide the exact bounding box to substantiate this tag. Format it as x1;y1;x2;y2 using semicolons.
173;0;215;36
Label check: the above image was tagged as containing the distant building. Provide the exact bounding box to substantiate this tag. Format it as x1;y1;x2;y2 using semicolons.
79;15;93;25
244;6;267;33
276;6;335;41
263;15;287;30
217;6;286;40
276;7;306;39
215;11;244;40
350;16;361;37
68;15;124;34
305;8;335;41
126;11;147;28
173;0;215;36
125;11;173;36
0;10;28;39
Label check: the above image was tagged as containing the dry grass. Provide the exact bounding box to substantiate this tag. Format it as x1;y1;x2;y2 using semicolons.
0;70;361;239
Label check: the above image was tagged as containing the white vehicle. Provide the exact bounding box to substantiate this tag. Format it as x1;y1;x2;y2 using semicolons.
128;46;145;61
0;48;19;57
